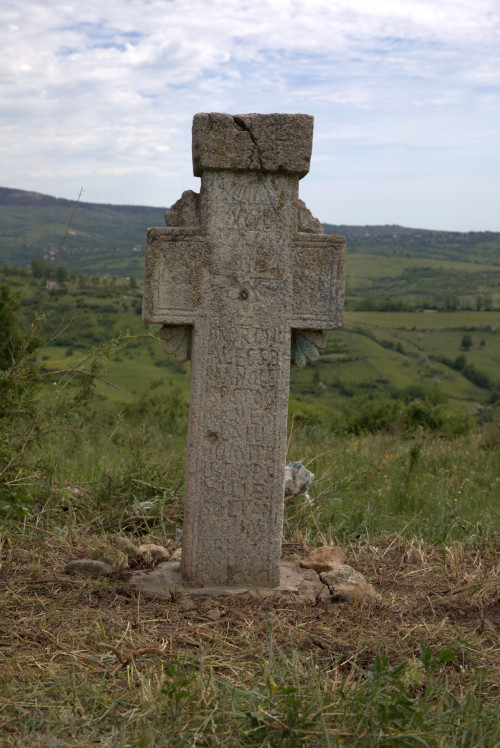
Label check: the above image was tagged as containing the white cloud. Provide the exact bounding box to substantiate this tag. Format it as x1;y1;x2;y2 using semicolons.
0;0;499;229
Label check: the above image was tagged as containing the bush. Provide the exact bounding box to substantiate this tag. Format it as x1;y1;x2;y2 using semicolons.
124;381;189;436
461;333;473;350
0;284;123;516
0;284;21;371
401;400;471;436
342;395;402;434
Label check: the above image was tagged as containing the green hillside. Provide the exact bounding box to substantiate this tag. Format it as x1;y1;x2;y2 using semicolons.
0;186;165;269
323;223;500;265
1;189;499;307
2;264;498;431
346;253;500;310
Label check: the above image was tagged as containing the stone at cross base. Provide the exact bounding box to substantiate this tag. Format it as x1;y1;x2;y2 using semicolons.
142;112;346;591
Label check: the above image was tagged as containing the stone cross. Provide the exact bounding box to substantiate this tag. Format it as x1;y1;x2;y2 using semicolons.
143;113;346;588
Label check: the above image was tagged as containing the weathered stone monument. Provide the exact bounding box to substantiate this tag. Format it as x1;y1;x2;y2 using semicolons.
142;113;346;590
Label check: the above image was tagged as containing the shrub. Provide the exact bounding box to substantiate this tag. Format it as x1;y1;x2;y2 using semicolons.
461;333;473;350
0;285;123;516
343;395;402;434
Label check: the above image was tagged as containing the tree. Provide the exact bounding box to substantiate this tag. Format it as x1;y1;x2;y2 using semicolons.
31;257;48;279
461;334;473;350
0;284;20;370
54;265;69;283
444;296;458;311
484;294;493;311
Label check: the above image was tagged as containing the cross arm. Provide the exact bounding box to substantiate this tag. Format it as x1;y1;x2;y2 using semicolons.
142;227;210;325
288;233;346;330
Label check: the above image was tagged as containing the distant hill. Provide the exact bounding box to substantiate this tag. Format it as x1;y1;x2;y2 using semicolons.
0;187;166;270
323;224;500;265
1;187;499;274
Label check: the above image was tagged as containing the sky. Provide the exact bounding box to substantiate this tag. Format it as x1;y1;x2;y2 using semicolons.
1;0;499;231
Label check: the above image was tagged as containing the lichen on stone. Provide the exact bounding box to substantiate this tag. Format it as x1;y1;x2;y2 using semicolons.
291;329;327;367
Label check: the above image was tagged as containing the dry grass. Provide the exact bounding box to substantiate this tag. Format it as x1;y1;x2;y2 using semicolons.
0;526;498;746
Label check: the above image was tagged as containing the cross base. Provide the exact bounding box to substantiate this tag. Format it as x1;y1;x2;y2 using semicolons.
130;561;329;600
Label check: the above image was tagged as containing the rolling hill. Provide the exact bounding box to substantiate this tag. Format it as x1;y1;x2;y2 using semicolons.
1;186;499;309
2;186;499;264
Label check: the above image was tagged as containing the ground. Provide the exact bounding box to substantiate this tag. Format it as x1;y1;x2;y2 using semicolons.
1;530;498;746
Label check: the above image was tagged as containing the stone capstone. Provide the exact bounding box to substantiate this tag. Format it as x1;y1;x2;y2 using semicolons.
192;112;314;177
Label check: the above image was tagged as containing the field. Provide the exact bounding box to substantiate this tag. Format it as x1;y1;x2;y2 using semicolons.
2;265;499;416
1;255;499;745
346;254;500;310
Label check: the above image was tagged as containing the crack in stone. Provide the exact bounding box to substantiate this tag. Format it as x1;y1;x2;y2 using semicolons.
233;115;282;216
233;115;264;170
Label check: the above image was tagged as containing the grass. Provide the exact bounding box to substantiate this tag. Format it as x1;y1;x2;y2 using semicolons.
286;428;500;546
2;411;499;745
1;430;499;746
347;254;500;280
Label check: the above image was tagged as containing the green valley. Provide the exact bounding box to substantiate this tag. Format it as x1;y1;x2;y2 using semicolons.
2;263;498;431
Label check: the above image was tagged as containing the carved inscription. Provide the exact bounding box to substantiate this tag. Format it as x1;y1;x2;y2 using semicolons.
206;323;281;391
203;173;296;271
202;323;284;493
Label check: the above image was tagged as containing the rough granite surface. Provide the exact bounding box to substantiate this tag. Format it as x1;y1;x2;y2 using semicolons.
192;113;314;177
143;112;346;588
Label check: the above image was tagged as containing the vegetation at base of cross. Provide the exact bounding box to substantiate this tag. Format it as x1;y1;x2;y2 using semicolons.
1;230;499;744
0;440;498;745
